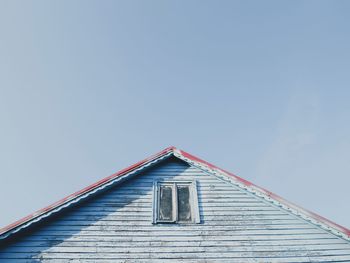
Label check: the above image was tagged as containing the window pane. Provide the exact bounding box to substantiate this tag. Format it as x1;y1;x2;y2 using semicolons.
159;185;173;221
177;186;191;221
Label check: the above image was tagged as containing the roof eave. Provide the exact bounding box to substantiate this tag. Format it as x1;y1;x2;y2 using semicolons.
0;146;175;239
1;146;349;242
173;148;350;240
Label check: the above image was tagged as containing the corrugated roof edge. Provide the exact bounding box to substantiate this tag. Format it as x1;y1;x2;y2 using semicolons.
173;148;350;241
1;146;349;241
0;146;175;240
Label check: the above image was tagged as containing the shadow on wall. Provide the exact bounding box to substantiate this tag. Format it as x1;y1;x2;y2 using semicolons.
0;158;191;262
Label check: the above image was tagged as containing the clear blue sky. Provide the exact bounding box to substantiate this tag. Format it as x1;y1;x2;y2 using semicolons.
1;1;350;229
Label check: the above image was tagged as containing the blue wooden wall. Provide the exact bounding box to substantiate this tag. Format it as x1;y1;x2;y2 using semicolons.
1;157;350;262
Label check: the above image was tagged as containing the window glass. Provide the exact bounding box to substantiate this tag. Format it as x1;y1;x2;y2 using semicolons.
154;181;199;224
177;185;191;222
159;185;173;221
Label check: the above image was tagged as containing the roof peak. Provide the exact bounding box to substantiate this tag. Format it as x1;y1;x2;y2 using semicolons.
1;146;349;241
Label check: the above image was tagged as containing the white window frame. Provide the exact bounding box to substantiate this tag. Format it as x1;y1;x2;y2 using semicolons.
152;180;200;224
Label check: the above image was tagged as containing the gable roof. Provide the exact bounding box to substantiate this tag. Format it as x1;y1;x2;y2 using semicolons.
1;146;349;242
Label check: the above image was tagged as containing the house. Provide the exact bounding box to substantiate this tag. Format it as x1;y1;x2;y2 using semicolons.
0;146;349;262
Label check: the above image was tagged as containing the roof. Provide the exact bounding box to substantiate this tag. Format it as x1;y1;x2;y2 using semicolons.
1;146;349;241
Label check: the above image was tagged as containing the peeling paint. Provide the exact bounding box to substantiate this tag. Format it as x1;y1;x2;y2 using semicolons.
1;146;349;242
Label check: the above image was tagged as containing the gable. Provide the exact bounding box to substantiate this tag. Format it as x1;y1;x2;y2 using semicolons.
1;157;350;262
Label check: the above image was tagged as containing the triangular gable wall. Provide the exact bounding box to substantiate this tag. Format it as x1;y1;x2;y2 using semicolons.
1;147;349;242
1;157;350;262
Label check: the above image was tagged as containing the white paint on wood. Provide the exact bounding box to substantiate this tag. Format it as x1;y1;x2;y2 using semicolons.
1;158;349;261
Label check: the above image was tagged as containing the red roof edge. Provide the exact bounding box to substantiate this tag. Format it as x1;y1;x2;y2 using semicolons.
1;146;349;240
0;146;175;237
177;148;350;238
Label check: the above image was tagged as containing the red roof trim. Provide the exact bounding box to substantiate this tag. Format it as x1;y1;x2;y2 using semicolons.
177;148;350;237
1;146;349;240
0;146;175;237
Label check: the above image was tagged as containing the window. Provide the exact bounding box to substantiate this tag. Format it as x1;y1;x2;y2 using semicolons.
153;181;200;224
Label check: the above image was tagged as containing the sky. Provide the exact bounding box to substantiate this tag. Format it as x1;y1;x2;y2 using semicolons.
0;1;350;229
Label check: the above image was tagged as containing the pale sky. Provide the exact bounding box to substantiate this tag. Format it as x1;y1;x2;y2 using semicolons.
0;1;350;229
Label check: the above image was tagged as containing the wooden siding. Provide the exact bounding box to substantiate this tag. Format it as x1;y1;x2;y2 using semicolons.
1;158;350;262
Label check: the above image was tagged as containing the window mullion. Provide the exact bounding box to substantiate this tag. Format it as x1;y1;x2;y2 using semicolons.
173;183;178;222
192;180;200;223
152;181;158;224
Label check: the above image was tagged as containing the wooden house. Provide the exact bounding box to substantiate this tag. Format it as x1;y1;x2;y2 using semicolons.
0;147;350;262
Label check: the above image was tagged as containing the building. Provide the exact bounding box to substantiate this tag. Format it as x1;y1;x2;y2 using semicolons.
0;147;349;262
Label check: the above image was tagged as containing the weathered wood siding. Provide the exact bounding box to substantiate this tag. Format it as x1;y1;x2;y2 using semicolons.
1;158;350;262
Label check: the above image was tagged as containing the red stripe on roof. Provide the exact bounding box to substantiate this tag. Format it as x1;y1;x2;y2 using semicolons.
1;146;349;239
0;146;175;236
177;148;350;237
